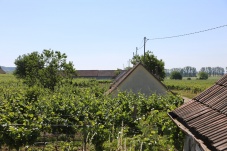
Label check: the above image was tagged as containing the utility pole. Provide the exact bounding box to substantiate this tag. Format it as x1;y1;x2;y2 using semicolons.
144;37;146;57
128;59;131;68
136;47;138;62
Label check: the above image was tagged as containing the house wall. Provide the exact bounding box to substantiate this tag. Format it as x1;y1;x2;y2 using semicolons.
183;135;204;151
112;65;167;96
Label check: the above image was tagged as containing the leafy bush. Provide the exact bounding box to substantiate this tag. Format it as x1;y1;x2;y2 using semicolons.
198;72;208;80
170;71;182;80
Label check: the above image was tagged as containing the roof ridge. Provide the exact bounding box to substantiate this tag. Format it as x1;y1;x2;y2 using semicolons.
106;63;142;94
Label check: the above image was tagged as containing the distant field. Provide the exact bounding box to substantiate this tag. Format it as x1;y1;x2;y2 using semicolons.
163;76;221;98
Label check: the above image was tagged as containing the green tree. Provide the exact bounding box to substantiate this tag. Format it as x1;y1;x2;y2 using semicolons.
198;71;208;80
14;49;76;90
170;71;182;80
131;51;165;80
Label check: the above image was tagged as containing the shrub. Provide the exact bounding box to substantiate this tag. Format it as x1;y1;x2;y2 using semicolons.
170;71;182;80
198;72;208;80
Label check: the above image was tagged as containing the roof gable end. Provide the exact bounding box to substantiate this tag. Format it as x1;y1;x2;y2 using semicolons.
106;62;168;95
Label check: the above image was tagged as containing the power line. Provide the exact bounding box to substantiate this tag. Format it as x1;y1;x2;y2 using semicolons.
138;44;144;50
137;38;145;50
133;24;227;60
148;24;227;41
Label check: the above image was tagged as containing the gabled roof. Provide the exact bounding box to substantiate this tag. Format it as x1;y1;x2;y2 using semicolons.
106;62;168;95
0;66;6;74
169;74;227;151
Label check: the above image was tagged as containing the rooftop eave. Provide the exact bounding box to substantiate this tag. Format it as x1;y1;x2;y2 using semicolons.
168;112;211;151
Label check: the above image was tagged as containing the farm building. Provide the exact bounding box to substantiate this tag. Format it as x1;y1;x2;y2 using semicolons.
106;62;168;96
0;66;6;74
76;70;125;80
168;74;227;151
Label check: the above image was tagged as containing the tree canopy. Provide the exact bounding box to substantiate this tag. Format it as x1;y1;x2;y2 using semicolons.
170;71;182;80
198;71;208;80
200;67;225;76
14;49;76;90
165;66;197;77
131;51;165;81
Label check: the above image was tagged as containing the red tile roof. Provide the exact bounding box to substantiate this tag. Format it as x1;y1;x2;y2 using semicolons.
169;74;227;151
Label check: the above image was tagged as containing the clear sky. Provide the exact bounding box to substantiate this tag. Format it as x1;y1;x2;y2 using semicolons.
1;1;227;71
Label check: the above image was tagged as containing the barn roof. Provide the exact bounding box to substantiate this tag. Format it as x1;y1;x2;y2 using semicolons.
0;66;6;74
77;70;99;77
76;70;123;77
169;74;227;151
106;62;168;95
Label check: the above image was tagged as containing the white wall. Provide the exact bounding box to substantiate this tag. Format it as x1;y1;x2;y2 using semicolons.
113;65;167;96
183;135;204;151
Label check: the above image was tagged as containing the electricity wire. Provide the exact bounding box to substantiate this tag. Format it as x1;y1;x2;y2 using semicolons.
137;38;145;50
147;24;227;41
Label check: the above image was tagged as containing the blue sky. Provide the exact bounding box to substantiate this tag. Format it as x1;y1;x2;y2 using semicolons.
1;1;227;70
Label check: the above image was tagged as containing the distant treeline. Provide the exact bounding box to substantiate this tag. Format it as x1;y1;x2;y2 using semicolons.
165;66;226;77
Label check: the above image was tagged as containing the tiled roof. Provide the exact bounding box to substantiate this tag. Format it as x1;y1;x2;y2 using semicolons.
106;62;168;95
77;70;124;77
98;70;117;77
169;74;227;151
77;70;99;77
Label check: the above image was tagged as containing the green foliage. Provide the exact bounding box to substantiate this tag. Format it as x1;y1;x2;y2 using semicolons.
166;66;197;77
198;71;208;80
114;68;122;76
131;51;166;81
170;71;182;80
14;49;76;91
164;77;218;98
0;75;184;150
200;67;225;77
0;85;43;150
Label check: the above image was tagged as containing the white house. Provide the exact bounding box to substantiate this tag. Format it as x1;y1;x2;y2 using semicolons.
106;63;168;96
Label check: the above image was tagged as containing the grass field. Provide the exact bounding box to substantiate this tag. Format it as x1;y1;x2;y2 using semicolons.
163;76;222;98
